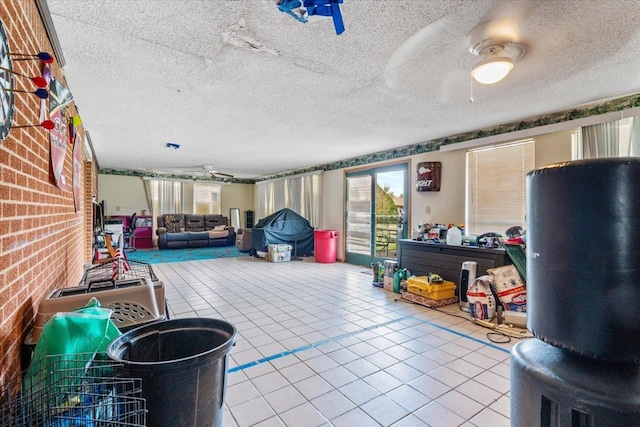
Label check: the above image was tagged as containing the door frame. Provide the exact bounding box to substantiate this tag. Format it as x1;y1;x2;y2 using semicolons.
344;161;409;266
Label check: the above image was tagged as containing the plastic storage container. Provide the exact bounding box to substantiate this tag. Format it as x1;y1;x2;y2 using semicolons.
314;230;338;263
28;277;166;345
267;244;292;262
406;276;456;300
107;318;236;427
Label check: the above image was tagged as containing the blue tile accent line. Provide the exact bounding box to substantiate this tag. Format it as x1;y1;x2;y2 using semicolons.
228;313;511;373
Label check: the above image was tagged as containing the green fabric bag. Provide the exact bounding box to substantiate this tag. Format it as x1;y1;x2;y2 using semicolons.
23;298;122;412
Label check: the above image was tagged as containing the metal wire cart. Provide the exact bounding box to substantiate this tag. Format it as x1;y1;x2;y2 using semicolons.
81;260;158;286
0;353;146;426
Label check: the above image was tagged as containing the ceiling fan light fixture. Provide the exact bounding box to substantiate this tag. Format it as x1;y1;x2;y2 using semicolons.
471;56;514;85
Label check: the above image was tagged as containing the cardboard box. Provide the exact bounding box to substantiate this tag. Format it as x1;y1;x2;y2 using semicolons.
383;276;394;291
267;244;292;263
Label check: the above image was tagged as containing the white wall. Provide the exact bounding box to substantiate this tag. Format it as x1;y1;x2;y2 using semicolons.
98;174;254;223
98;175;148;216
318;128;574;260
98;128;574;255
534;130;573;168
409;150;466;232
220;183;254;228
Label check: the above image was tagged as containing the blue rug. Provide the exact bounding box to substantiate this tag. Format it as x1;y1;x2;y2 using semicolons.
126;246;246;264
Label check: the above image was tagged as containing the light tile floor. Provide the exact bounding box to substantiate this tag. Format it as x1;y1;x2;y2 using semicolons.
153;256;518;427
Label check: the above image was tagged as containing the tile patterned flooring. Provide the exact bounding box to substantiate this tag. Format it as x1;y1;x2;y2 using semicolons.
153;256;516;427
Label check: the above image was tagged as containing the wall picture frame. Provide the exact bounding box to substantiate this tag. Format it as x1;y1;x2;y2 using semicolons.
416;161;441;192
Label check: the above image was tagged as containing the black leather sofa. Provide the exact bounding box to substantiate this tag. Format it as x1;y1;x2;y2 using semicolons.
156;214;236;249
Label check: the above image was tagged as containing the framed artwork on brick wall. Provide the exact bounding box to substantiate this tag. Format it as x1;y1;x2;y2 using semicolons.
416;161;441;192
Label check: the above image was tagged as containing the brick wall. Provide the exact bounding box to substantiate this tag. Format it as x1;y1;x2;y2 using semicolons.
0;1;93;385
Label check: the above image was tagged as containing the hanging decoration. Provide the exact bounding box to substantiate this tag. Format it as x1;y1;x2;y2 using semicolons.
68;114;81;145
277;0;345;35
416;162;442;192
49;77;74;189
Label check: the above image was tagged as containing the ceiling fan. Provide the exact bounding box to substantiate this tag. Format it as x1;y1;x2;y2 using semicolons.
181;165;234;180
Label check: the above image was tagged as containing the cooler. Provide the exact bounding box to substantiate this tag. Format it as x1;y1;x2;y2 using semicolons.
268;244;292;262
406;276;456;301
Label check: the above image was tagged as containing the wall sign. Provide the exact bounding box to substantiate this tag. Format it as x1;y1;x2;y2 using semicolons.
416;161;441;192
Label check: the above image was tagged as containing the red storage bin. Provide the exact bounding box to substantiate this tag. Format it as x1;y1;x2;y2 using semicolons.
314;230;338;263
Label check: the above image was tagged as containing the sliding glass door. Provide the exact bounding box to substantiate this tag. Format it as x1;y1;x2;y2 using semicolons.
345;164;408;266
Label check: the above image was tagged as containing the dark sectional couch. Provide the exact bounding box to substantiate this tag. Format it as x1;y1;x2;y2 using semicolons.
156;214;236;249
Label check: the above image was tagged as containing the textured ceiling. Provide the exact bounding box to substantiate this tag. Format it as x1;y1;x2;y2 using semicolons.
47;0;640;179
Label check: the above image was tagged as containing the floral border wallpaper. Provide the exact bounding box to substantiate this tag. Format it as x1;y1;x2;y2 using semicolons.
100;93;640;183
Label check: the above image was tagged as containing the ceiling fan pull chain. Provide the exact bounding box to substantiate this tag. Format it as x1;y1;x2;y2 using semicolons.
470;74;475;103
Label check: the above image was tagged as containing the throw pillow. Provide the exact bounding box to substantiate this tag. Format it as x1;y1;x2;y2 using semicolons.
213;225;227;230
163;214;184;233
166;221;183;233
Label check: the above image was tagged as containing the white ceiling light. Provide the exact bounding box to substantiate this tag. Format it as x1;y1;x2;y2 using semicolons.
468;18;524;85
471;54;514;85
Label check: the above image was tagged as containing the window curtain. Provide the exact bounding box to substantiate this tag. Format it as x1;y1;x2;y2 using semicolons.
256;172;322;228
581;121;620;158
145;179;183;217
629;117;640;156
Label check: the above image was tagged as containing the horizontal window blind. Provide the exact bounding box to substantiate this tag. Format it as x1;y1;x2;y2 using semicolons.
466;140;534;236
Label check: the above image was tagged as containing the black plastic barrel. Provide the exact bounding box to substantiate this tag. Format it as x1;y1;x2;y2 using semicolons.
107;318;236;427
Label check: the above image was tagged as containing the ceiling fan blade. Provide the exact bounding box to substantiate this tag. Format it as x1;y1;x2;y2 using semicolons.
212;171;234;178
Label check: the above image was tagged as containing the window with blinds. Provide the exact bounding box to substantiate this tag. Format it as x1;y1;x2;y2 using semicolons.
193;183;221;214
466;140;534;236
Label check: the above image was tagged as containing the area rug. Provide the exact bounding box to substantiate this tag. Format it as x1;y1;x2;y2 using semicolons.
125;246;247;264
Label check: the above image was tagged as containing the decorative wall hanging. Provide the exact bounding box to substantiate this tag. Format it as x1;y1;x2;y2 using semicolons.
49;77;73;189
416;161;441;192
0;18;15;140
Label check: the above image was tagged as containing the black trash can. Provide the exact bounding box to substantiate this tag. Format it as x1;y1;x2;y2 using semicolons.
107;318;236;427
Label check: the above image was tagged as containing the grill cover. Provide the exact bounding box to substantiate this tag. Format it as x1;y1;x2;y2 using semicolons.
250;208;314;256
